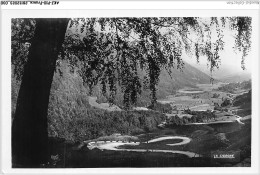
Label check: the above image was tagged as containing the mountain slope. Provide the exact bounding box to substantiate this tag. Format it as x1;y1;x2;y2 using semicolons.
155;62;213;98
111;61;213;106
44;60;213;107
160;62;212;87
218;72;251;83
188;62;251;83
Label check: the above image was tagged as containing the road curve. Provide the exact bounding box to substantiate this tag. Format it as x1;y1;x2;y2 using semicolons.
147;136;191;146
235;115;245;125
87;136;200;158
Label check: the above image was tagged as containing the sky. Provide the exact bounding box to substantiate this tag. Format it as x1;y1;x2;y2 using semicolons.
183;22;252;77
70;17;252;77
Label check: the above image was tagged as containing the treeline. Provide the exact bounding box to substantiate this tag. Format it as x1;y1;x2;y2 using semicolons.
147;102;172;113
47;61;166;142
217;80;251;93
48;107;166;142
166;110;216;126
11;60;166;143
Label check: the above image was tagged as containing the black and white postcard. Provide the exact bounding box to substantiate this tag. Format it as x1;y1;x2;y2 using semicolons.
1;1;259;174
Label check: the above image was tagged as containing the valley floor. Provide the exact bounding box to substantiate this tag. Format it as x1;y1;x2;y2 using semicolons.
43;116;251;168
13;83;252;168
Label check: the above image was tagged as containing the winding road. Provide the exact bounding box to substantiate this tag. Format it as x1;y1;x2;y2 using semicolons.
235;115;245;125
87;136;200;158
147;136;191;146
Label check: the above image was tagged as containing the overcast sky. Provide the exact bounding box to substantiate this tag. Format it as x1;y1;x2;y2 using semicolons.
183;26;252;75
71;18;252;76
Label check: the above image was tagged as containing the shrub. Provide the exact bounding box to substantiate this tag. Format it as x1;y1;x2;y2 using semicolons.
147;102;172;113
221;98;232;107
212;93;220;98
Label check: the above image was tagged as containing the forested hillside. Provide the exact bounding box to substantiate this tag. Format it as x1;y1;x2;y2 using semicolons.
12;58;211;141
12;60;167;142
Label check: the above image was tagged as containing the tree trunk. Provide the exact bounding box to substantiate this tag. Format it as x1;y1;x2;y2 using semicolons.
12;18;69;167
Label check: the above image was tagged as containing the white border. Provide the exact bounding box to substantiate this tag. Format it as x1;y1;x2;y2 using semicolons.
1;2;259;175
0;1;259;10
